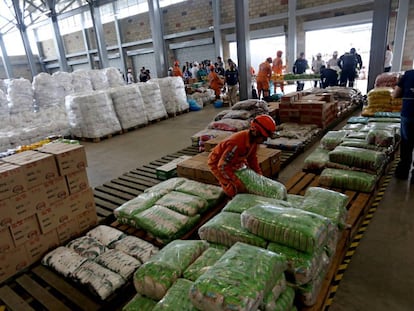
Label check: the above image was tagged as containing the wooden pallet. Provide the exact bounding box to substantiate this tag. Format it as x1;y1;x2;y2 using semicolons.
72;131;124;143
121;123;148;134
167;108;190;118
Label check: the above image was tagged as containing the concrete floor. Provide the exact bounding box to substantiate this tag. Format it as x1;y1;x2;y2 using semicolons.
82;98;414;310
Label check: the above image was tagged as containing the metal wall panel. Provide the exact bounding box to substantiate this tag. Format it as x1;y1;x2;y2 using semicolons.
71;63;91;71
174;44;215;66
132;53;157;79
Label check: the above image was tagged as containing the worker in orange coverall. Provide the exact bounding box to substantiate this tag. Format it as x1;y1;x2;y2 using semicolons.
208;115;277;197
256;57;273;99
208;65;224;100
272;50;285;93
172;61;183;77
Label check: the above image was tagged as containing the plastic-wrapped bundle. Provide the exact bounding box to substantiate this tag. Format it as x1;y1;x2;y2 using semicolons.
88;69;110;90
214;109;232;121
319;168;377;192
328;146;386;172
103;67;126;88
374;72;401;88
347;116;368;124
368;117;401;124
134;240;208;300
232;99;269;112
110;236;159;263
86;225;127;247
122;294;157;311
342;123;365;131
320;131;349;150
222;193;292;214
300;187;348;229
65;90;122;138
262;282;295;311
0;89;8;109
366;128;395;147
7;78;34;113
222;109;255;120
303;148;330;171
198;212;268;248
155;191;208;216
52;71;74;99
41;246;88;277
235;167;287;200
71;70;93;93
174;179;224;208
260;273;287;311
38;104;71;137
241;205;330;253
153;278;197;310
268;243;329;285
0;79;7;94
32;72;60;108
95;249;141;279
286;194;305;208
183;247;226;281
340;138;392;153
72;260;126;300
109;85;148;130
189;242;286;311
152;77;189;114
66;236;108;260
133;205;200;242
208;118;250;132
190;128;230;147
136;81;167;121
144;177;187;194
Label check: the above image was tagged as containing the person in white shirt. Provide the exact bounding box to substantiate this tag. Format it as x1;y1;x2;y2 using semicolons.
312;53;325;87
327;51;341;73
191;61;199;81
384;44;393;72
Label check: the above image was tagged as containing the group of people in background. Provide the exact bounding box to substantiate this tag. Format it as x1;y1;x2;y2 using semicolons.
125;67;151;84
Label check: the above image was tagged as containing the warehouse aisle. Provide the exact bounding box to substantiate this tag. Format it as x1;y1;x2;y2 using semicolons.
82;102;414;311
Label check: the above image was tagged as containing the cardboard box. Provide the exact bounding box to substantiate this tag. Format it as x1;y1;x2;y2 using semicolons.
176;158;201;180
11;214;41;247
203;134;232;152
36;200;72;233
56;218;81;244
8;191;35;223
77;208;98;232
0;245;30;283
0;162;27;200
0;199;14;228
24;229;59;263
156;156;192;180
2;150;58;188
0;226;15;253
65;169;90;194
65;187;95;216
43;176;69;204
37;143;87;176
30;184;49;212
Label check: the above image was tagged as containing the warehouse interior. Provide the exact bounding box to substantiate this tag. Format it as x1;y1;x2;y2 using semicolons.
0;0;414;310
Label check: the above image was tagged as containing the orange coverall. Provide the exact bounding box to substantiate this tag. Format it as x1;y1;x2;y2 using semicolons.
172;65;183;77
256;61;272;98
272;57;284;92
207;130;262;197
208;70;224;99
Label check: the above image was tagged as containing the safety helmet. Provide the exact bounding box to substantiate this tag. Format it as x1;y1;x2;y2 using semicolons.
250;115;276;138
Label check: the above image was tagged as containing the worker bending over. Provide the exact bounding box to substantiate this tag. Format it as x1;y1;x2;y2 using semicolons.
256;57;273;99
208;115;277;197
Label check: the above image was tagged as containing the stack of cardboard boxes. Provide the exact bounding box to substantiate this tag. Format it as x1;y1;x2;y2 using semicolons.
279;92;337;129
0;142;97;283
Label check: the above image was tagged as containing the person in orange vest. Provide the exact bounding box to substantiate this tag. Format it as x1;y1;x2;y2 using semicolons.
256;57;273;99
208;115;277;197
208;65;224;100
172;61;183;77
272;50;285;93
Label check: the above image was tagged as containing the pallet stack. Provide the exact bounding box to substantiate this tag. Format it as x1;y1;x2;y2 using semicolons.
0;142;97;283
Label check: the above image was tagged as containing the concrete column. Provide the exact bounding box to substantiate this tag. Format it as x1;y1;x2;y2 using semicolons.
234;0;251;100
287;0;297;73
212;0;223;60
0;33;13;78
367;0;392;92
393;0;409;71
112;2;128;77
87;0;109;69
148;0;168;77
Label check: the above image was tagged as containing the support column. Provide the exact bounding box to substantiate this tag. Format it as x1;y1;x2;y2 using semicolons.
87;0;109;69
0;33;13;78
393;0;409;71
32;28;47;72
79;2;94;69
287;0;297;73
212;0;223;60
112;2;128;77
47;0;70;72
12;0;38;77
148;0;168;77
367;0;391;92
234;0;251;100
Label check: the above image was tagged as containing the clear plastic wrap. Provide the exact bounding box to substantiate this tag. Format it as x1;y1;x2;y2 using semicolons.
110;235;159;263
235;167;287;200
198;211;268;248
7;78;34;113
183;247;226;281
134;240;208;300
319;168;378;192
88;69;110;90
222;193;292;214
94;249;141;279
86;225;127;247
103;67;126;88
260;273;287;311
231;99;269;113
32;72;60;107
122;294;157;311
144;177;187;193
286;194;305;208
152;278;197;310
328;146;386;173
136;82;167;121
262;285;295;311
303;148;330;171
155;191;208;216
66;236;108;260
71;70;93;93
208;118;250;132
41;246;88;277
320;131;349;150
189;242;286;311
152;77;189;114
174;179;224;208
221;109;255;120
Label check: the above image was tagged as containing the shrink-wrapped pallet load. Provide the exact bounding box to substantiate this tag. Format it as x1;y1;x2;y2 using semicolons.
136;81;167;121
53;71;75;99
71;70;94;93
65;90;122;138
189;242;287;311
109;84;148;130
103;67;126;88
88;69;110;91
152;77;189;115
32;72;60;108
134;240;208;300
7;78;34;113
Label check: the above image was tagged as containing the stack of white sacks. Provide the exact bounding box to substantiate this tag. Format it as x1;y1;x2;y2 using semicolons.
0;69;190;151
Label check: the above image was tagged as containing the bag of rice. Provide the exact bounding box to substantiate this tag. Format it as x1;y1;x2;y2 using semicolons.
144;177;187;193
110;235;159;263
183;247;226;281
263;285;295;311
86;225;127;246
303;148;330;172
122;294;157;311
319;168;377;193
175;179;225;208
260;273;287;311
41;246;88;277
222;193;292;214
320;131;349;150
286;194;305;208
66;236;108;260
95;249;141;279
155;191;208;216
152;278;197;311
